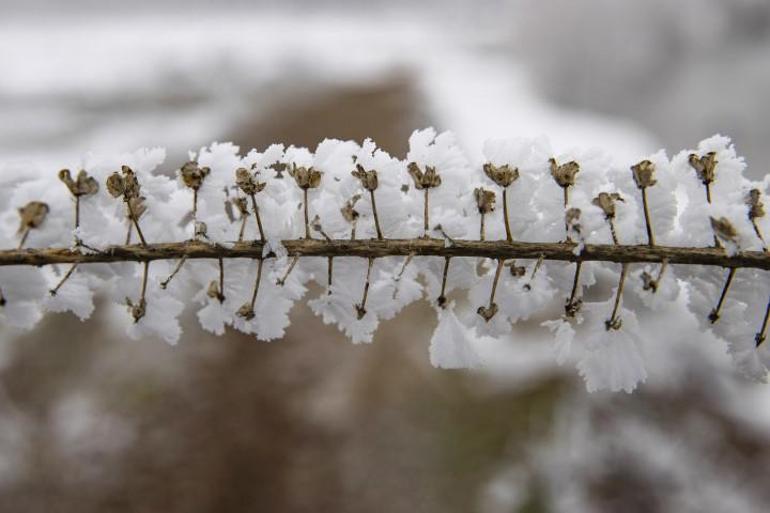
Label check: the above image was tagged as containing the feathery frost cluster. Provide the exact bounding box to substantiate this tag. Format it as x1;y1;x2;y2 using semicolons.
1;129;769;393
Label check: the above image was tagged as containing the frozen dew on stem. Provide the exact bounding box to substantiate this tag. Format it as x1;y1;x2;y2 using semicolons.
2;130;770;393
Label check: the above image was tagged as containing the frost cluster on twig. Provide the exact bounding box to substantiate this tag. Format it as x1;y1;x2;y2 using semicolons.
1;129;769;393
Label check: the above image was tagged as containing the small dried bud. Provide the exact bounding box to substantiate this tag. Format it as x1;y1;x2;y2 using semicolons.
235;168;266;196
710;216;738;245
17;201;49;233
59;169;99;197
237;303;255;320
592;192;624;219
641;271;658;293
341;195;361;224
179;161;210;191
565;207;582;234
477;303;498;322
232;197;250;218
507;263;526;277
407;162;442;190
630;160;657;189
127;197;147;221
106;173;125;198
549;158;580;188
747;189;765;220
289;164;322;190
565;297;582;318
474;188;496;214
483;163;519;188
351;164;379;191
688;152;718;185
194;221;208;239
107;166;141;199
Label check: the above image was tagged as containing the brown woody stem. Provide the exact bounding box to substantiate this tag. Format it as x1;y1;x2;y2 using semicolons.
49;264;78;296
640;187;655;246
160;256;187;289
356;257;374;319
423;189;430;237
126;201;147;247
502;188;512;242
303;189;310;239
709;267;737;324
370;189;383;240
276;255;299;286
755;296;770;347
250;193;264;242
437;256;451;307
606;263;628;330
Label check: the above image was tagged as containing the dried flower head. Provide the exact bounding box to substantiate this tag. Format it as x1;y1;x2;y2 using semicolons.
351;164;379;191
407;162;442;190
59;169;99;197
631;160;657;189
477;303;498;322
474;187;496;214
126;297;146;323
17;201;49;233
207;280;224;302
710;216;738;245
688;151;718;185
483;163;519;188
289;164;322;190
237;303;255;320
235;167;266;195
641;271;658;293
341;195;361;224
549;158;580;188
592;192;624;219
747;189;765;220
179;161;210;190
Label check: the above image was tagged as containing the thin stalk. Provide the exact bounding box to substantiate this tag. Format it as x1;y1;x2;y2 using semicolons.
17;228;30;250
49;264;78;296
217;257;225;302
563;186;571;240
160;256;187;289
608;217;619;246
276;255;299;286
392;253;415;300
356;257;375;319
565;260;583;317
423;189;430;237
480;211;486;241
238;214;248;242
606;263;629;330
523;254;545;291
709;267;737;324
248;258;264;313
126;201;147;247
751;218;767;251
370;189;383;240
192;189;198;224
640;187;655;246
755;295;770;347
327;256;334;294
303;189;310;239
502;188;512;242
0;287;5;307
250;193;264;242
437;256;451;307
74;195;81;246
125;222;133;245
478;258;504;321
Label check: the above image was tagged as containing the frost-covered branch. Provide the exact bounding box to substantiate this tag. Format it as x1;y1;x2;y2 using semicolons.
2;129;770;393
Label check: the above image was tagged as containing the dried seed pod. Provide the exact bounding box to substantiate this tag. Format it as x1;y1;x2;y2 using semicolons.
59;169;99;197
235;167;266;195
207;280;224;302
17;201;49;233
288;164;323;190
688;152;718;186
710;217;738;246
179;161;210;190
477;303;498;322
549;158;580;188
407;162;442;189
631;160;657;189
127;197;147;221
474;187;496;214
351;164;379;191
592;192;624;219
341;195;361;225
237;303;255;320
106;173;125;198
483;163;519;188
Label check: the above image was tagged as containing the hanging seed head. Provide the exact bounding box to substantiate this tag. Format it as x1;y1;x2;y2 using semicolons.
126;297;146;323
483;163;519;188
17;201;49;234
474;187;496;214
549;158;580;188
641;270;658;293
351;164;379;191
747;189;765;220
631;160;657;189
407;162;442;190
59;169;99;197
237;303;255;320
710;216;738;245
289;164;322;190
506;262;526;277
605;317;622;331
592;192;624;219
341;195;361;224
207;280;224;302
565;297;583;318
235;168;266;195
688;152;718;185
179;161;210;191
477;303;499;322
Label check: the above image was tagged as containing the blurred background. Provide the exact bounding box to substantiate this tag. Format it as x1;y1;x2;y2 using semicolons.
2;0;770;511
